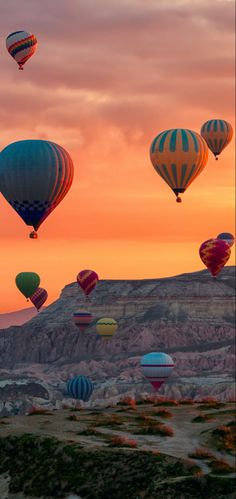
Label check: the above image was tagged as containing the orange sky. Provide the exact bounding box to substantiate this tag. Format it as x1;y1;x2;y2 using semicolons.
0;0;235;312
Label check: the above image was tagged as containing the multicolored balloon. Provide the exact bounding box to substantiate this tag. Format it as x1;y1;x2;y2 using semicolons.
15;272;40;299
0;140;74;238
199;238;231;277
77;270;99;296
201;120;233;160
96;318;118;339
6;30;37;70
141;352;174;391
217;232;234;248
67;376;93;401
150;129;208;202
30;287;48;311
73;311;92;332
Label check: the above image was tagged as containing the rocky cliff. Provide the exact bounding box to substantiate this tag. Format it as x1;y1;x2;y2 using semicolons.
0;267;235;415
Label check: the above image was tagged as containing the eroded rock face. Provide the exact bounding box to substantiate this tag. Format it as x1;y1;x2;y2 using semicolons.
0;267;235;414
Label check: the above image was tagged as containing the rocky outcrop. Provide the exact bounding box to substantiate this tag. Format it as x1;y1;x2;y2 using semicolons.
0;267;235;413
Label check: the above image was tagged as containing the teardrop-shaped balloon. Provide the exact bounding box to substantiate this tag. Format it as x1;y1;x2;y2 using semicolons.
73;310;92;332
67;376;93;401
199;238;231;277
217;232;234;248
6;31;37;70
0;140;74;237
15;272;40;299
150;129;208;202
96;318;118;339
30;287;48;311
201;120;233;160
141;352;174;391
77;270;99;296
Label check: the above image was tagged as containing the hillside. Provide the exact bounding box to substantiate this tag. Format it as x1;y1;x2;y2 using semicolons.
0;267;235;416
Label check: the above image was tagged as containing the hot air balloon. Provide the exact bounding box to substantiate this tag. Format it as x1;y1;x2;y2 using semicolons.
73;311;92;332
96;318;118;339
30;287;48;311
0;140;74;238
199;238;231;277
77;270;99;297
15;272;40;300
141;352;174;391
150;129;208;202
67;376;93;401
217;232;234;248
201;120;233;160
6;31;37;70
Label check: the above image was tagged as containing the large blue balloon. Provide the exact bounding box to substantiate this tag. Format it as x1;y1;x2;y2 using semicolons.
67;376;93;402
0;140;74;236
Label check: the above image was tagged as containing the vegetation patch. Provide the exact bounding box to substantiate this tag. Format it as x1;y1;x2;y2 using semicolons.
209;458;235;475
27;407;54;416
211;421;236;453
154;409;173;418
134;421;174;437
188;447;216;460
108;435;137;448
0;433;204;498
192;414;215;423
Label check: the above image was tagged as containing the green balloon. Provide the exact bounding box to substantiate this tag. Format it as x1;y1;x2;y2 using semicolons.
15;272;40;299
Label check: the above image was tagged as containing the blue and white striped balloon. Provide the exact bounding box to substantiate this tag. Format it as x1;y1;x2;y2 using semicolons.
67;376;93;401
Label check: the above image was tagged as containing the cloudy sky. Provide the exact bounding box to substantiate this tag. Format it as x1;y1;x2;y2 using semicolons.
0;0;235;311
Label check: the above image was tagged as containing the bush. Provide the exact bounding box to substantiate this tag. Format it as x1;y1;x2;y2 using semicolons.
192;414;214;423
117;397;136;409
154;409;173;418
153;398;178;407
27;407;53;416
188;447;216;460
108;435;137;448
212;423;236;452
209;458;235;474
135;422;174;437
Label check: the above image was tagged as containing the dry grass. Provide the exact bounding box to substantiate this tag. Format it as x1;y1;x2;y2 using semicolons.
134;421;174;437
192;414;215;423
154;409;173;418
212;422;236;453
27;407;53;416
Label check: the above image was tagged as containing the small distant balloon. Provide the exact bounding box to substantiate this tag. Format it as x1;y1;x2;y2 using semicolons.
150;128;208;202
201;119;233;160
217;232;234;248
199;238;231;277
67;376;93;401
96;318;118;339
15;272;40;299
73;311;92;332
6;30;37;70
141;352;174;392
77;270;99;296
30;287;48;311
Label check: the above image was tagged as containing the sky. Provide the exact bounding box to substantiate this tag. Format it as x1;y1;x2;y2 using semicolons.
0;0;235;312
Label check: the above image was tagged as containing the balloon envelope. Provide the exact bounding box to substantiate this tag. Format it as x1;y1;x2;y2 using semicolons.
199;238;231;277
30;287;48;311
201;120;233;159
141;352;174;391
67;376;93;401
15;272;40;299
96;318;118;338
0;140;74;234
6;30;37;69
77;270;99;296
150;129;208;201
217;232;234;248
73;311;92;332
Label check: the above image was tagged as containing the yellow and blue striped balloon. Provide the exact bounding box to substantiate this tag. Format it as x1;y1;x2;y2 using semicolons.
0;140;74;237
150;129;208;202
201;119;233;160
6;31;37;70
